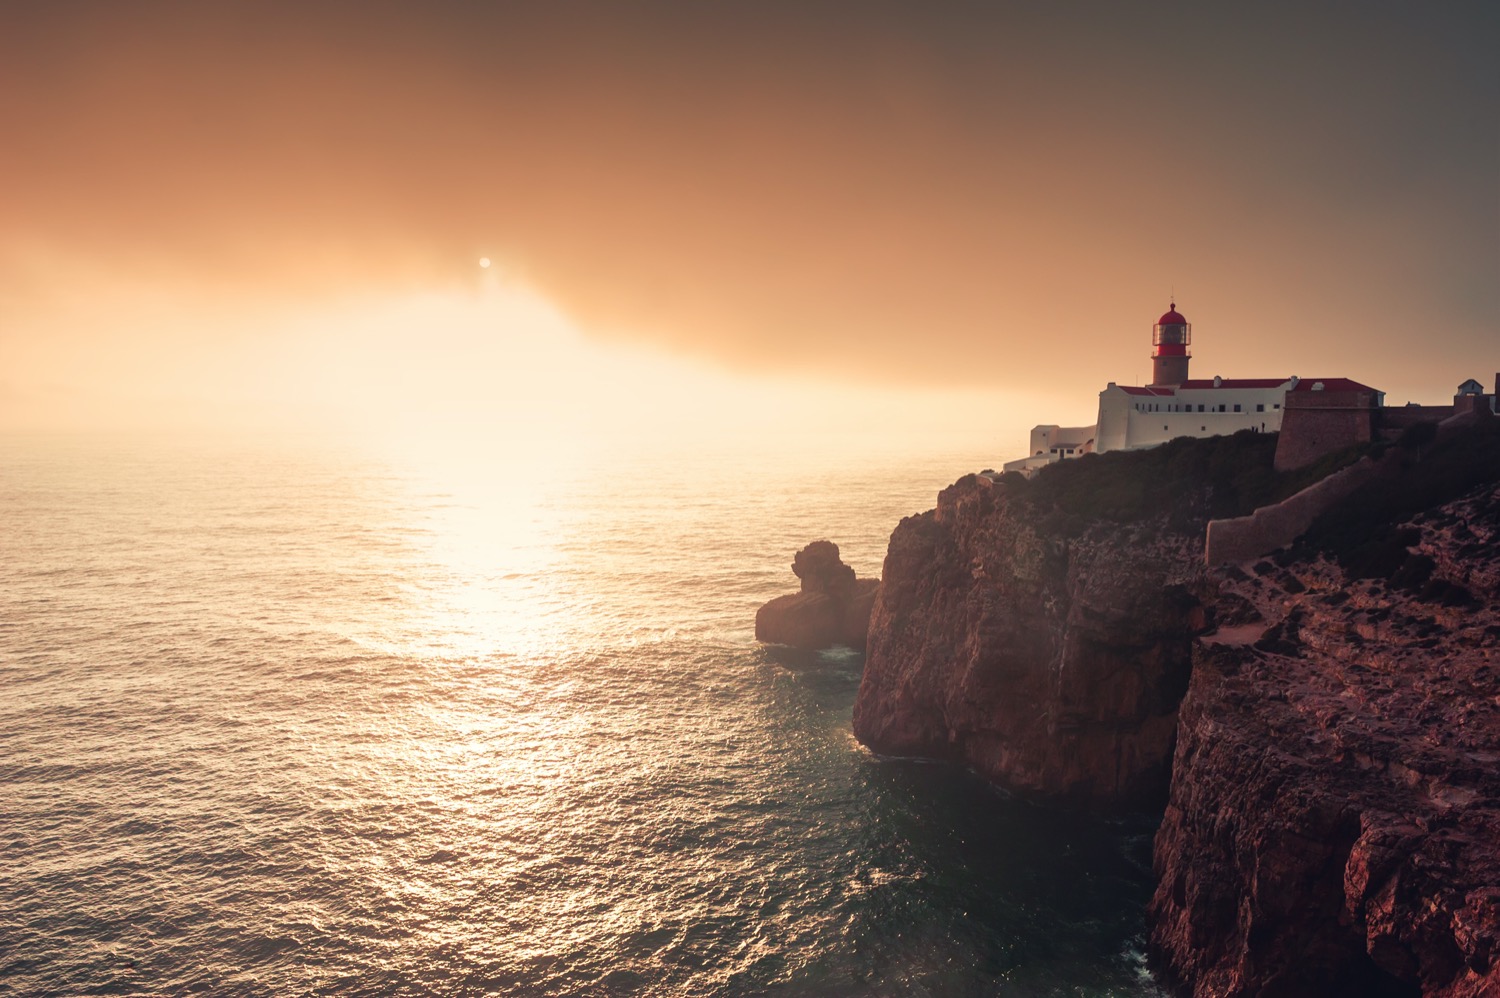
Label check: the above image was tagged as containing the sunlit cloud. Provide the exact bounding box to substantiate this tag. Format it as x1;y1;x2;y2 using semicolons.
0;3;1492;420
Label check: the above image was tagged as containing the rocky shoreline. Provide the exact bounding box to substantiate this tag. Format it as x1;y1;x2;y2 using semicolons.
1153;489;1500;996
839;423;1500;995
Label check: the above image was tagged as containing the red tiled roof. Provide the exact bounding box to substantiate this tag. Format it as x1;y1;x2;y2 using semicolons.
1113;377;1379;395
1287;378;1378;393
1179;378;1287;389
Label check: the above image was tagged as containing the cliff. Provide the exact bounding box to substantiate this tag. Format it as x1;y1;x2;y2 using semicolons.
853;422;1500;993
852;473;1212;806
1150;484;1500;997
852;430;1345;807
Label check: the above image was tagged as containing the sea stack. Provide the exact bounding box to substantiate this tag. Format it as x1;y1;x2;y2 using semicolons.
755;540;879;651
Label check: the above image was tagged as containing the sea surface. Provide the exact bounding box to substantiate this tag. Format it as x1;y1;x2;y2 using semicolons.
1;433;1164;996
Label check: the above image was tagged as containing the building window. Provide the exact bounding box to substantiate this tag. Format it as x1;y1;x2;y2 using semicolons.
1256;404;1265;412
1201;425;1206;431
1218;404;1226;412
1273;404;1281;410
1163;425;1169;431
1233;404;1242;412
1197;404;1204;412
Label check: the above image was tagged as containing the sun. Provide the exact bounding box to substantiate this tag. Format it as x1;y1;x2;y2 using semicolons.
478;257;491;269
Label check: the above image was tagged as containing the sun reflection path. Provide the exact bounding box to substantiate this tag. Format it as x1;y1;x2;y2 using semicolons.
352;457;582;663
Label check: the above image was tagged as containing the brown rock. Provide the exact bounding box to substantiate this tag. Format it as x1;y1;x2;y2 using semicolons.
793;539;859;598
1148;483;1500;996
756;542;878;650
847;446;1500;993
852;473;1213;807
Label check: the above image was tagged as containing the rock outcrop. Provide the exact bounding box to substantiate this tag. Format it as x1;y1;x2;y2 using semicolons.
1149;483;1500;997
852;474;1213;807
848;423;1500;994
755;540;879;651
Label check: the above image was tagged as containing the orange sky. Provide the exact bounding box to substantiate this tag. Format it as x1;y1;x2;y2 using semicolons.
1;2;1495;434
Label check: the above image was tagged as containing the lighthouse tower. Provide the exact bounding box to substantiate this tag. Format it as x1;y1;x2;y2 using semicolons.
1150;302;1191;387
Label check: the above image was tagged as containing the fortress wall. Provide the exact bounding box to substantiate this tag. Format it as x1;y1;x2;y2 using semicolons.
1379;406;1454;435
1273;391;1378;471
1205;455;1393;565
1455;394;1497;419
1208;411;1487;565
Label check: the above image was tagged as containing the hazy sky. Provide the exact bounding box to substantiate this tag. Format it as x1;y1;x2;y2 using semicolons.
2;1;1495;434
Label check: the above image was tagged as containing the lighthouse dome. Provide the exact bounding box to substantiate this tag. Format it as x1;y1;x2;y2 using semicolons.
1158;304;1187;325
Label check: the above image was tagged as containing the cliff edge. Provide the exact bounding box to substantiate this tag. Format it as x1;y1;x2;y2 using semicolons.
853;423;1500;993
1150;483;1500;996
852;473;1212;806
852;430;1338;808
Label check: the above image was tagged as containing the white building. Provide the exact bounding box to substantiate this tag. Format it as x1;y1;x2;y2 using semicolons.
1003;304;1380;475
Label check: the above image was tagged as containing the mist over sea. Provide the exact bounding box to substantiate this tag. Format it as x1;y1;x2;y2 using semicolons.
1;432;1163;996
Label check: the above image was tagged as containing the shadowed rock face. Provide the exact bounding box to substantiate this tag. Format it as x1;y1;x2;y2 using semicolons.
756;541;878;651
848;430;1500;995
852;474;1213;808
1149;483;1500;997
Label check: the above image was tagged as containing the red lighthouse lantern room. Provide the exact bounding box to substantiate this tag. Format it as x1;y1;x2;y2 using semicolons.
1151;303;1192;387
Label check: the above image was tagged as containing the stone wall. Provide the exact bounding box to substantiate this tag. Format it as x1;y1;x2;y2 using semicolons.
1209;409;1492;565
1273;389;1379;471
1204;453;1396;565
1380;405;1454;435
1455;393;1497;419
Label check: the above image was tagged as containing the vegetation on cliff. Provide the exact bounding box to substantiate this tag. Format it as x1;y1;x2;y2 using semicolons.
1298;420;1500;583
996;429;1363;536
853;416;1500;995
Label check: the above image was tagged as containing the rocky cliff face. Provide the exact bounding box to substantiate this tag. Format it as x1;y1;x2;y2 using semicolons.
1149;483;1500;997
851;423;1500;995
852;474;1214;807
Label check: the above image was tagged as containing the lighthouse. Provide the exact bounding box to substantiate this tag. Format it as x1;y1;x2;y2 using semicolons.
1001;299;1386;476
1150;303;1191;387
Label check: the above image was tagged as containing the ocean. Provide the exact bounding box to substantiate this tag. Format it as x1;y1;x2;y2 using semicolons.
1;432;1163;996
